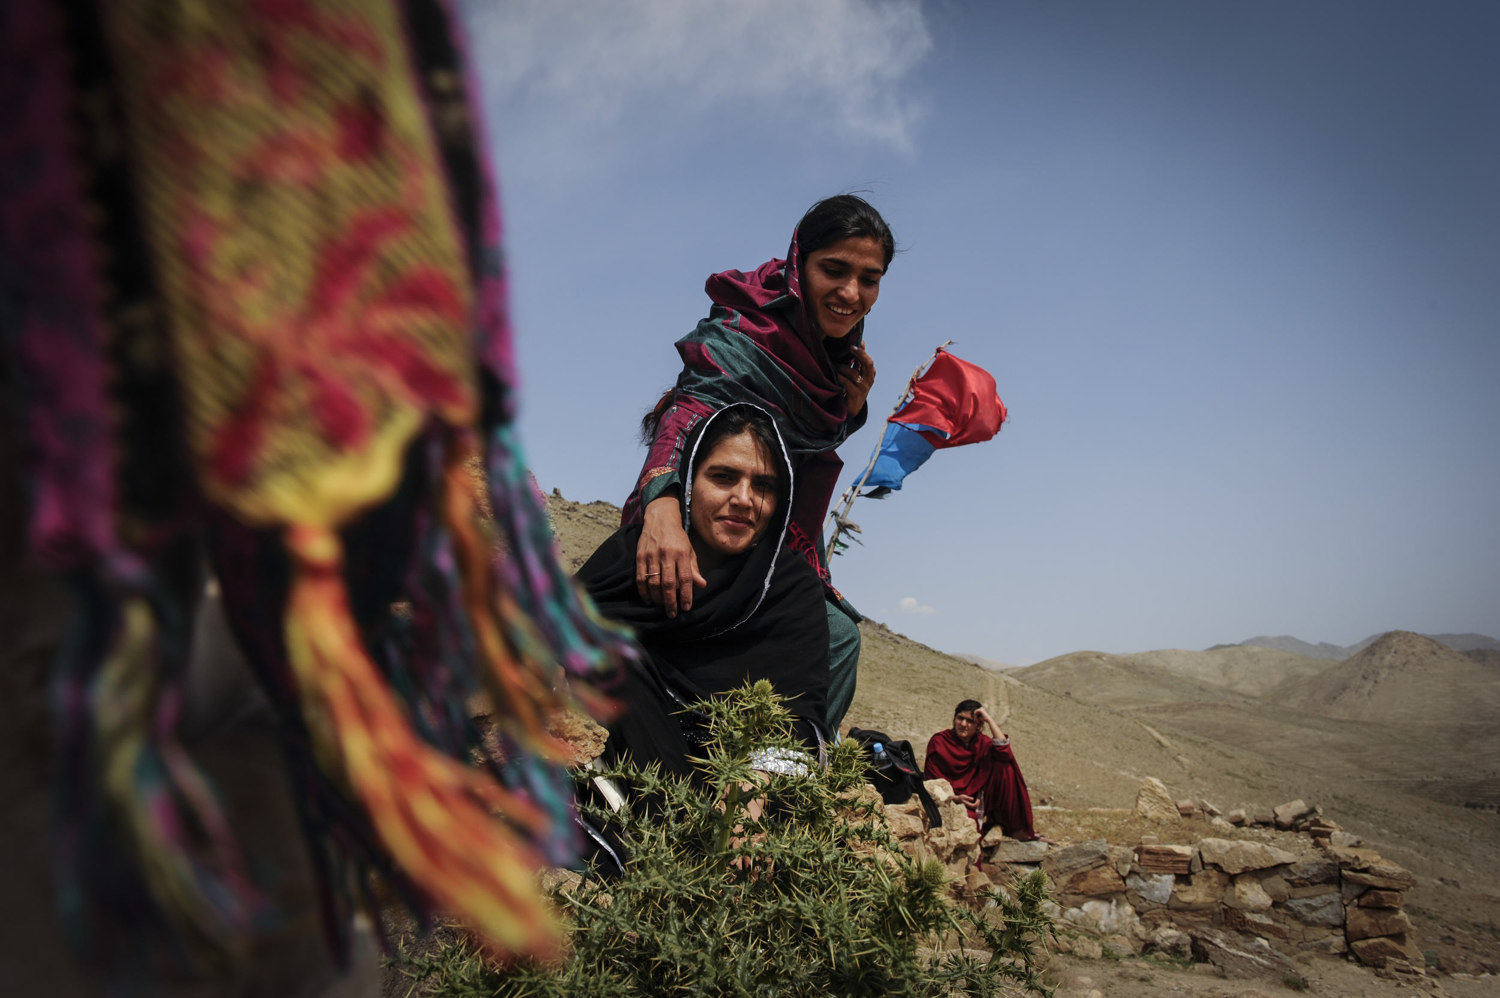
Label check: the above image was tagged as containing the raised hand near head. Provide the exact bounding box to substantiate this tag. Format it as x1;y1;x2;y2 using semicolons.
838;343;876;414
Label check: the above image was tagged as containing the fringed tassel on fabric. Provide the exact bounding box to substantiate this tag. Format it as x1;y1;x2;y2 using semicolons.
440;433;587;861
13;0;640;974
53;567;263;973
351;433;475;766
281;522;560;957
442;433;574;745
204;508;431;965
481;423;637;712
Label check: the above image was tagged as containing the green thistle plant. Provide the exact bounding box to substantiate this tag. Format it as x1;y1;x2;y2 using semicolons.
394;681;1054;997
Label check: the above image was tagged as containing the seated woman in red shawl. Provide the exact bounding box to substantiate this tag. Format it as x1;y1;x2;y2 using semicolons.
923;700;1042;842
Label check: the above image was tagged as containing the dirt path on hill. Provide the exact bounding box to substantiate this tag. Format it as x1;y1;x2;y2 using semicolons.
982;669;1013;728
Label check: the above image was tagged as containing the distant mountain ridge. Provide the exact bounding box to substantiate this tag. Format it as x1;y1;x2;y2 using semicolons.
1221;631;1500;660
1270;630;1500;725
1010;629;1500;813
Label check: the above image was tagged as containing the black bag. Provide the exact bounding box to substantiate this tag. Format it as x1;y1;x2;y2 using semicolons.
847;727;941;828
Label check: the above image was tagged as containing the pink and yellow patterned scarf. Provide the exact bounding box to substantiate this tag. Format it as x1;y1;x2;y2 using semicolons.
2;0;632;970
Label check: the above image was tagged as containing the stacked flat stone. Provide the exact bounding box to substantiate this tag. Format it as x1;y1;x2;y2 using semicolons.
1043;840;1143;959
1328;842;1420;969
874;774;1425;982
881;778;982;883
1023;830;1377;974
1301;813;1421;969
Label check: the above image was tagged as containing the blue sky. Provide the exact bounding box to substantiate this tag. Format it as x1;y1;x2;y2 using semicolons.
458;0;1499;665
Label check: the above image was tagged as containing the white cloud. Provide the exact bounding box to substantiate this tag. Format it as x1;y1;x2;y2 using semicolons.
898;596;935;615
459;0;931;149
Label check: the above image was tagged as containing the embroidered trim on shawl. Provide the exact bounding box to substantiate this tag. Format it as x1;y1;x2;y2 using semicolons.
786;521;843;601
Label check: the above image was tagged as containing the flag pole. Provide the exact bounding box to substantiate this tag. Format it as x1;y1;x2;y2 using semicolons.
824;339;954;559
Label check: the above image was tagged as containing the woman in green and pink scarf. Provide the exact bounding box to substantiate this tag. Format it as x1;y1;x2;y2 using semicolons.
621;195;896;731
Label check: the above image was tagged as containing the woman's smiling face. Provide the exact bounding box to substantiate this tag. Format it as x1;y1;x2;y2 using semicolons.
689;429;780;562
801;235;886;340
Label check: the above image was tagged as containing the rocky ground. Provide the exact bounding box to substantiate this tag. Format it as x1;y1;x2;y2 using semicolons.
1044;951;1496;998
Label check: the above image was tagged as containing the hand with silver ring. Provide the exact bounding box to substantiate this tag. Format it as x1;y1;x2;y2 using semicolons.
636;490;706;616
838;342;876;413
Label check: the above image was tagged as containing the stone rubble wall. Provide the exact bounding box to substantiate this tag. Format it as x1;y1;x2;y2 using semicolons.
882;777;1424;982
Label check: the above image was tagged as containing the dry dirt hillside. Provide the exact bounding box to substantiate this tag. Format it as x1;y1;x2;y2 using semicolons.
1008;650;1268;711
1016;634;1500;812
1132;645;1339;699
1271;630;1500;724
542;492;1500;988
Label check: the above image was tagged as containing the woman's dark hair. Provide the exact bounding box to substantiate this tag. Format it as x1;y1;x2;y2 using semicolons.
640;387;677;444
796;194;895;270
640;196;893;443
955;699;982;716
687;406;788;513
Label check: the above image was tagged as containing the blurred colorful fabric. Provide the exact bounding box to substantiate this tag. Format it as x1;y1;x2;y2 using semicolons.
1;0;633;978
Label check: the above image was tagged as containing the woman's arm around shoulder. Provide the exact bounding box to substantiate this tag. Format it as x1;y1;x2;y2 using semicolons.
628;397;712;617
636;488;704;618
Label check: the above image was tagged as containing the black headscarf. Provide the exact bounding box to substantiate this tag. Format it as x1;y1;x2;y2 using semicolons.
579;404;831;767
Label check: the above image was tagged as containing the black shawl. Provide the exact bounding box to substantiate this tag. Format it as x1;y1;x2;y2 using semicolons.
579;405;831;771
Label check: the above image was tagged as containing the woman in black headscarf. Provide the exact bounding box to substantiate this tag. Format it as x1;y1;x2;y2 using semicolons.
578;403;831;778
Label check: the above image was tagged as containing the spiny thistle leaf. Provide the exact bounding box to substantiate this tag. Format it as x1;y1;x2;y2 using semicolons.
394;684;1054;997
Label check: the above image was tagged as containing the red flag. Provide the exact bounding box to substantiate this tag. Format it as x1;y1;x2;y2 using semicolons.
889;349;1006;448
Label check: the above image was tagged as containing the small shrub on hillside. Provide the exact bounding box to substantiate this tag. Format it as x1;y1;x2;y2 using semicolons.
396;681;1054;997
